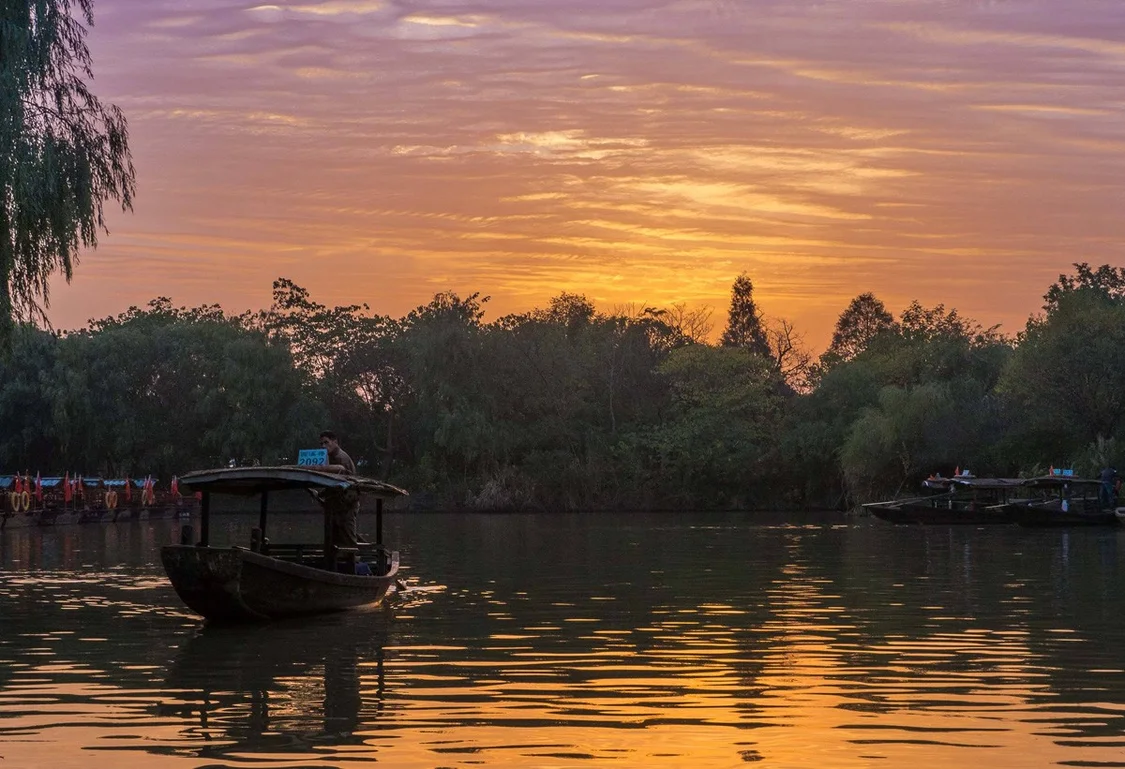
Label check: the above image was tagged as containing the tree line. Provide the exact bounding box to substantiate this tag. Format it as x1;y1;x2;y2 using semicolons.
6;263;1125;511
3;6;1123;511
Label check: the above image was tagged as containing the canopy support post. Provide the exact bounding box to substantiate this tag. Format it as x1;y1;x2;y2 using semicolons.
259;491;269;542
375;497;383;545
200;492;211;546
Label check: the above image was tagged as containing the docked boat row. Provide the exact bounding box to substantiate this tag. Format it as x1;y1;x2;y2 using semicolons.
0;474;197;530
864;473;1121;527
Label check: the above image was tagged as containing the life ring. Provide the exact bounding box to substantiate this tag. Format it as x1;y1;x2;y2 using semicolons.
7;492;16;512
142;487;155;506
19;490;30;512
105;490;118;510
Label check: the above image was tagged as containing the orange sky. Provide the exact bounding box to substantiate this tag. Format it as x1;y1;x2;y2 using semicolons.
46;0;1125;350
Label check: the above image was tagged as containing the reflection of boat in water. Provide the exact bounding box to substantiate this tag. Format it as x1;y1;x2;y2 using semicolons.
157;612;391;754
162;466;408;622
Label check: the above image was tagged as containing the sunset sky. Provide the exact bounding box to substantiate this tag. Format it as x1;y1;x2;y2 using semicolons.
47;0;1125;350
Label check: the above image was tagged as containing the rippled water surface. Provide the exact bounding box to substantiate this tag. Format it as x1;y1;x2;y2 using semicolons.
3;512;1125;768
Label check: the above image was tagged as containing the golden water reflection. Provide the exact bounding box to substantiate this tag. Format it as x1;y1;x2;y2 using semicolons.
2;515;1125;767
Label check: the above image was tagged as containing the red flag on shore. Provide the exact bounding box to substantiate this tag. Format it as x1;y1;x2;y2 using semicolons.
124;475;132;503
13;475;21;494
35;472;42;503
171;475;180;498
77;476;84;498
63;472;72;504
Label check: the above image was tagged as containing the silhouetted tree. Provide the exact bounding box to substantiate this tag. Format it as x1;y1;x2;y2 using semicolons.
1001;264;1125;457
820;292;896;368
1043;262;1125;313
720;273;770;357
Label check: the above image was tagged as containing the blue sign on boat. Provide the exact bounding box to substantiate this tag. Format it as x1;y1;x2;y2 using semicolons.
297;448;328;466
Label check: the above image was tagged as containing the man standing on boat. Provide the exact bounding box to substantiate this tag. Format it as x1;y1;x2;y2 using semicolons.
318;431;360;549
1099;466;1118;510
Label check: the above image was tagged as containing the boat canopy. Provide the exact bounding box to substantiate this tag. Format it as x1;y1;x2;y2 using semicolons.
178;466;408;498
923;476;1026;490
1022;476;1101;489
948;477;1027;489
0;476;67;489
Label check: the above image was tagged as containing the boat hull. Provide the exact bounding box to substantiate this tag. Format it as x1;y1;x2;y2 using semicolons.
161;545;399;622
1007;502;1118;527
866;500;1014;525
0;504;196;529
0;511;36;529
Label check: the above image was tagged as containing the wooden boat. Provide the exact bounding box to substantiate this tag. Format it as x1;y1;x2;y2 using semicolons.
864;476;1027;525
1004;476;1118;527
161;466;408;623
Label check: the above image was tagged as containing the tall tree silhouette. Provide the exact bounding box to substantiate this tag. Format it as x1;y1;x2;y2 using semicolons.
720;273;770;357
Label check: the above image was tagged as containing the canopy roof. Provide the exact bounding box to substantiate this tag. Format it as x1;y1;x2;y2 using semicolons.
0;476;65;489
1022;475;1100;488
949;477;1028;489
178;466;408;498
923;476;1027;490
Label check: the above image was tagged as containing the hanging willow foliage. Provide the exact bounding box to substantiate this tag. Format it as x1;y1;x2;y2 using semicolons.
0;0;135;346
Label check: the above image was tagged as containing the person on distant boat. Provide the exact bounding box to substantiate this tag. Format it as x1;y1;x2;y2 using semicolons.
1098;467;1117;509
319;431;356;475
318;431;360;549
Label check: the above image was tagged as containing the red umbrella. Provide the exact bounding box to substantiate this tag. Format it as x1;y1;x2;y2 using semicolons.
63;472;73;504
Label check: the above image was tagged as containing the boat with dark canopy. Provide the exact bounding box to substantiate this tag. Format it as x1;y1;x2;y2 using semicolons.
1002;476;1118;527
864;476;1028;525
161;466;408;622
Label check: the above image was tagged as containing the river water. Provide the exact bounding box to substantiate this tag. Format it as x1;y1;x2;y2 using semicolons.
2;511;1125;769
